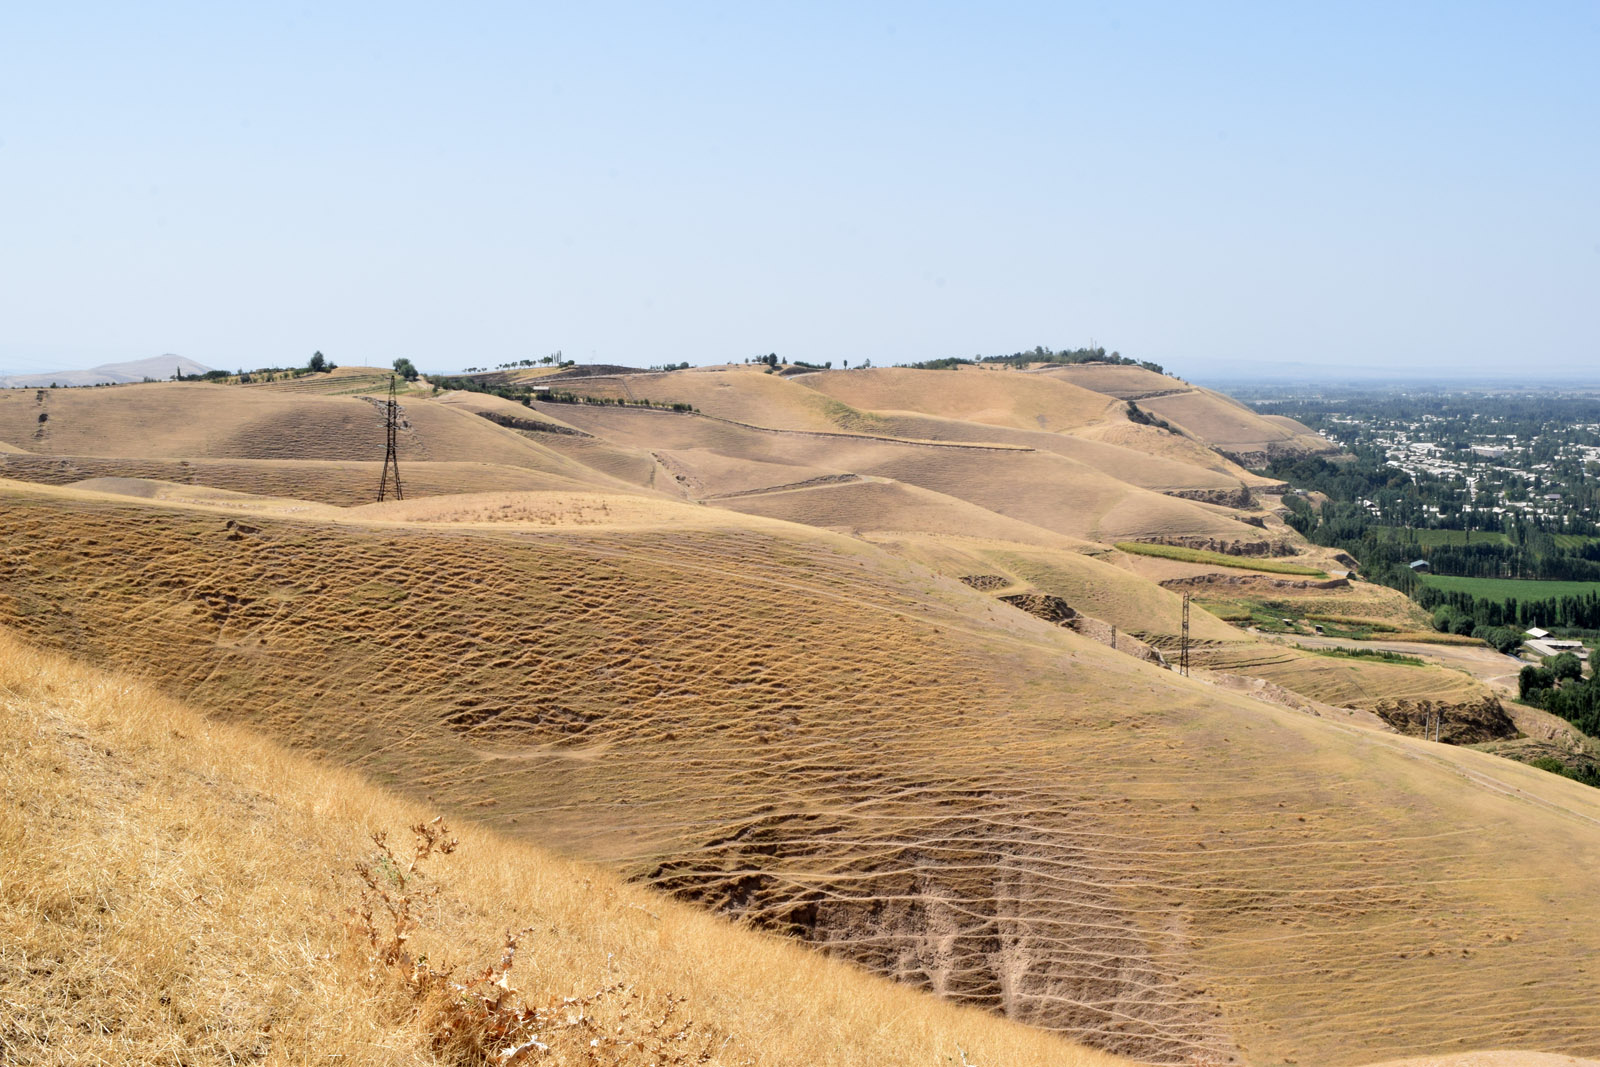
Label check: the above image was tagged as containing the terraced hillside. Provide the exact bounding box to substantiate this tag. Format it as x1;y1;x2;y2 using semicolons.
1035;365;1335;464
3;479;1600;1066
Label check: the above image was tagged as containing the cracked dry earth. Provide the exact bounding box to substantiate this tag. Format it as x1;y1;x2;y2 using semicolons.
4;491;1600;1065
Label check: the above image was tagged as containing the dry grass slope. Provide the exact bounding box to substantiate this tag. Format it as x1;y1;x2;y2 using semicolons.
4;483;1600;1066
1134;389;1334;462
0;628;1129;1067
797;366;1118;433
536;402;1275;547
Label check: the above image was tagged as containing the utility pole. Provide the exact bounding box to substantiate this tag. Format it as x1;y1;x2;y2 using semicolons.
378;374;404;503
1180;592;1191;677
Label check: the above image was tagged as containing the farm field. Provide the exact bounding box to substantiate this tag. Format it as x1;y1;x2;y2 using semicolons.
5;365;1598;1066
1421;574;1600;599
1375;526;1512;547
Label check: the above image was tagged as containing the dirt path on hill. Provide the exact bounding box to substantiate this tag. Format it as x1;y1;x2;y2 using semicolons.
1254;629;1529;695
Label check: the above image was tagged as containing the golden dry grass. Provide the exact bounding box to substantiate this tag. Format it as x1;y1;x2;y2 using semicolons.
536;401;1274;547
347;490;751;530
522;366;863;434
1070;419;1278;484
819;408;1262;497
0;456;622;506
0;369;1294;549
8;373;1600;1066
795;365;1118;433
1131;388;1336;460
1026;363;1188;397
6;482;1600;1065
1114;541;1328;576
1193;641;1494;710
246;364;402;395
0;627;1130;1067
715;478;1100;544
0;380;626;480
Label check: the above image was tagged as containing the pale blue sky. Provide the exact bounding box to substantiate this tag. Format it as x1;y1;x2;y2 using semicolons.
1;2;1595;379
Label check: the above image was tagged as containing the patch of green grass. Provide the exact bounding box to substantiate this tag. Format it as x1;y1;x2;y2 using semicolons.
1420;575;1600;600
1293;644;1426;667
1199;604;1252;622
1194;598;1307;634
1115;541;1328;577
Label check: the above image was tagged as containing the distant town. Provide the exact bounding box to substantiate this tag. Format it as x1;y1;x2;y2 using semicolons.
1244;387;1600;534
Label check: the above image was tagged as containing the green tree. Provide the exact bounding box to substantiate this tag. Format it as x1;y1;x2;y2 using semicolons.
1475;625;1523;655
393;358;419;382
308;351;328;373
1548;652;1584;682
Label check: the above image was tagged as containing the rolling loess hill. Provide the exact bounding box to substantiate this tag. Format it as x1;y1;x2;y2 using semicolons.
2;363;1593;1067
0;627;1128;1067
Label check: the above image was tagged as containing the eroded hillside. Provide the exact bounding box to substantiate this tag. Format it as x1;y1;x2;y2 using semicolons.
1;365;1586;1066
3;479;1600;1066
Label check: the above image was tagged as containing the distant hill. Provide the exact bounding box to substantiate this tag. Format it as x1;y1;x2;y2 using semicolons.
0;354;212;389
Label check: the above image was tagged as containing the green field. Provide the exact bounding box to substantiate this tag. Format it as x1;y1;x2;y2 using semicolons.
1375;527;1511;547
1376;527;1599;551
1421;574;1600;599
1114;541;1328;577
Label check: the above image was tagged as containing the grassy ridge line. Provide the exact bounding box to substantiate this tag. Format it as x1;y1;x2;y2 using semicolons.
0;628;1124;1067
1115;540;1329;577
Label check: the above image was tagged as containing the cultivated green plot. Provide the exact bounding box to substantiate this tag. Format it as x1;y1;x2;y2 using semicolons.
1422;574;1600;599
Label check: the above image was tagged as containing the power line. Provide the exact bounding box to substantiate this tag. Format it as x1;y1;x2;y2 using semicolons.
378;374;404;503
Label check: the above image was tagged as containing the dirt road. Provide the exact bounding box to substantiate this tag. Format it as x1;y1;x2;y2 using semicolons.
1253;629;1529;695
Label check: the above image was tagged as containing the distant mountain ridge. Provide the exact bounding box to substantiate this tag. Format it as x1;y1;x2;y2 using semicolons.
0;354;213;389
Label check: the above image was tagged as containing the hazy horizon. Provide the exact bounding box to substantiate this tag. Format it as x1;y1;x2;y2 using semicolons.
2;3;1594;379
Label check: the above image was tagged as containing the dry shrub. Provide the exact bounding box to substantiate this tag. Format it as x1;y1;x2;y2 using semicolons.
349;819;723;1066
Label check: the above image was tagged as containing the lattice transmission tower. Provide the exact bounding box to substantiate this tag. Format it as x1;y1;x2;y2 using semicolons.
377;375;404;503
1179;592;1191;677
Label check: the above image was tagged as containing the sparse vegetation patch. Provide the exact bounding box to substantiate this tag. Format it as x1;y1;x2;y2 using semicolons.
1294;643;1426;667
1115;541;1328;577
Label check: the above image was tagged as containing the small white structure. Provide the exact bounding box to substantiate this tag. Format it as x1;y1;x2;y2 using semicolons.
1408;559;1431;571
1525;637;1589;661
1526;627;1551;641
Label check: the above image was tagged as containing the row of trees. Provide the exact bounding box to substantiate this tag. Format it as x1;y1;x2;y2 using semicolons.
897;346;1166;374
1418;584;1600;631
426;374;695;413
1421;542;1600;582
